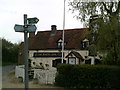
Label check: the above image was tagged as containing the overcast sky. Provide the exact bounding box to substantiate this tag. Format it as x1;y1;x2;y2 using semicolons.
0;0;83;43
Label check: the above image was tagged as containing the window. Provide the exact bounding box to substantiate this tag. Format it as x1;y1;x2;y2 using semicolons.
58;42;62;48
57;39;62;48
68;58;76;64
82;38;89;48
57;38;67;48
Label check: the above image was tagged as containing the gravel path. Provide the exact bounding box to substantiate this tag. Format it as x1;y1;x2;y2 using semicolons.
2;65;60;89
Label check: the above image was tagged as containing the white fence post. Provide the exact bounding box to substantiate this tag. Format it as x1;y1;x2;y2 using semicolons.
15;65;25;82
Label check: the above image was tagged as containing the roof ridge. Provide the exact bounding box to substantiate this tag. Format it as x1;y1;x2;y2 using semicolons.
37;28;88;33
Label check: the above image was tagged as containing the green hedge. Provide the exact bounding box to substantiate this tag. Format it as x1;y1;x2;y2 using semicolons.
55;64;120;88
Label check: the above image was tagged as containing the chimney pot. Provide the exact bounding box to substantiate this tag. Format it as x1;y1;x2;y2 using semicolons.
51;25;57;36
51;25;57;30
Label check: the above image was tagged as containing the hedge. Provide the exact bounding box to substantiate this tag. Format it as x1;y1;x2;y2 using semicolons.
55;64;120;88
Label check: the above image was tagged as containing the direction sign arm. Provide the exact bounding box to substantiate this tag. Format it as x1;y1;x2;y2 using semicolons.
27;17;39;24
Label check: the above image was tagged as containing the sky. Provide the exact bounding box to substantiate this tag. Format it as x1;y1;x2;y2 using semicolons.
0;0;83;43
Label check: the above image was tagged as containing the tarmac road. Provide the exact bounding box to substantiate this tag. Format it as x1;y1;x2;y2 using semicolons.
2;65;23;88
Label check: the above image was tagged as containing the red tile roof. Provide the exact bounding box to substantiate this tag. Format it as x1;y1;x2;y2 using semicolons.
29;28;88;50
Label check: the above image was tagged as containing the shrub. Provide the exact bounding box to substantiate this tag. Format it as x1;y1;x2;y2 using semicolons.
55;64;120;88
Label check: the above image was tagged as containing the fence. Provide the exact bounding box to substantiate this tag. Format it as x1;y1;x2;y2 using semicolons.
15;65;25;82
34;69;57;84
15;65;57;84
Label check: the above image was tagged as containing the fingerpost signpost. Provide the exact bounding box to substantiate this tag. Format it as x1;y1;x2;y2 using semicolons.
14;14;39;90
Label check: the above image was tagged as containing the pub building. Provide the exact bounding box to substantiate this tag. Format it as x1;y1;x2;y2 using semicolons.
18;25;101;70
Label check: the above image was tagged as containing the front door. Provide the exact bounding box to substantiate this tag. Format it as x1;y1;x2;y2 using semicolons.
52;59;66;67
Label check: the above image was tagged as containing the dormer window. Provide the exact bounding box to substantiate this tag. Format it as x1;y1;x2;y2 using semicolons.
57;38;67;49
57;39;62;48
82;38;89;48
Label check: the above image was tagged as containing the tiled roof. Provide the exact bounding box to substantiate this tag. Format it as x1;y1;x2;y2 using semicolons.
29;28;88;50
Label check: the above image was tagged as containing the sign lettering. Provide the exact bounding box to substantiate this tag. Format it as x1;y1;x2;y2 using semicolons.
33;52;63;57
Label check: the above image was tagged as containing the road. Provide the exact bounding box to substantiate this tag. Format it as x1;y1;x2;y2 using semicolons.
2;65;24;88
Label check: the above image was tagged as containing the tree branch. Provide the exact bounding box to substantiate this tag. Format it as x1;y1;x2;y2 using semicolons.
115;1;120;14
102;2;111;14
110;2;114;13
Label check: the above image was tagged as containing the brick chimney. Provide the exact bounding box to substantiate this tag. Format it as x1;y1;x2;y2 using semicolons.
51;25;57;36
